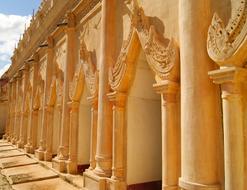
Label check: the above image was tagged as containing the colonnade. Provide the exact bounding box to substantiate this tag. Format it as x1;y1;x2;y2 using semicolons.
2;0;247;190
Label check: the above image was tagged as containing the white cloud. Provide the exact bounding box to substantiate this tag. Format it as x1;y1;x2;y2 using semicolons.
0;63;10;77
0;13;31;75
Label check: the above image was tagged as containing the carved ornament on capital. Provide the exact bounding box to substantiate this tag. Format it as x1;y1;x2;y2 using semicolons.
207;0;247;66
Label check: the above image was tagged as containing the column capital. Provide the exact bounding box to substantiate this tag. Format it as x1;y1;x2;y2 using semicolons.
107;91;127;107
153;80;179;103
209;67;247;98
209;67;247;85
45;105;54;113
87;96;98;108
67;101;80;111
153;80;179;95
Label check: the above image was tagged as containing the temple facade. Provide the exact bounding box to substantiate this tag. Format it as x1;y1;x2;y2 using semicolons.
0;0;246;190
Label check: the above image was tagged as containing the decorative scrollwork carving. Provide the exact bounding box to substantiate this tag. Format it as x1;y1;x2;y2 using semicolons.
47;77;56;106
207;0;247;66
80;38;98;98
109;26;140;91
144;26;178;80
109;4;179;92
55;41;66;72
33;87;42;110
69;63;84;102
24;92;31;113
39;57;47;81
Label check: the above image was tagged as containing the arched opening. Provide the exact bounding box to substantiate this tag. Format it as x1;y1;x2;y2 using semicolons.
77;84;91;172
126;50;162;189
52;103;61;157
37;108;42;149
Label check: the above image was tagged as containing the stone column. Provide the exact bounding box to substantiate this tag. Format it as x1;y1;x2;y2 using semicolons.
52;13;76;172
179;0;222;189
17;66;29;148
88;97;98;170
209;67;246;190
44;105;55;161
12;74;22;144
107;92;126;181
4;82;12;140
66;101;80;174
93;0;116;177
3;82;11;140
153;81;180;190
35;37;54;160
7;80;16;142
24;57;39;153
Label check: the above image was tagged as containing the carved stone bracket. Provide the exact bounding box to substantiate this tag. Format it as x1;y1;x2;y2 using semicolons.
207;0;247;66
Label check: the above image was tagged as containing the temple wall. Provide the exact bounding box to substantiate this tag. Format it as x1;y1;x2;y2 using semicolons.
126;51;162;185
78;85;91;165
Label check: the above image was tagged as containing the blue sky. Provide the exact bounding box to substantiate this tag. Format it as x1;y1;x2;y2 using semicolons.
0;0;41;16
0;0;41;76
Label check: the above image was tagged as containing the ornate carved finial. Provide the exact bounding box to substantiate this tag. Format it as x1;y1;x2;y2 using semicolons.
207;0;247;66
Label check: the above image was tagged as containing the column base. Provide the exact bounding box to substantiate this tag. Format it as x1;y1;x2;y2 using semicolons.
24;144;34;154
107;177;126;190
16;140;24;148
44;151;53;161
66;160;78;174
7;136;12;142
83;170;107;190
179;178;220;190
34;149;45;160
2;134;8;140
11;138;16;144
52;157;66;173
162;185;178;190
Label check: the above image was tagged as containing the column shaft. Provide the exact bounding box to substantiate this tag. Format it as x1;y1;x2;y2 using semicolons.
18;68;29;148
153;81;180;190
66;101;79;174
44;106;54;161
88;102;98;170
222;87;244;190
111;105;125;180
94;0;116;177
179;0;222;189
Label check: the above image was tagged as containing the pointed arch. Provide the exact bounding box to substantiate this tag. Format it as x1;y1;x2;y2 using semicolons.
109;6;180;92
